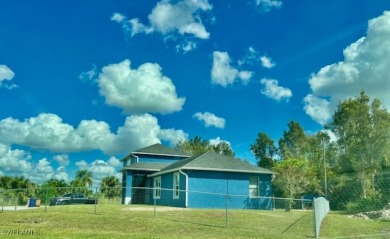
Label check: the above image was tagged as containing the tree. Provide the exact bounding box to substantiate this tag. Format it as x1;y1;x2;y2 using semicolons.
74;170;93;188
272;158;310;211
250;132;278;168
0;176;36;204
212;141;235;158
278;121;309;160
38;179;69;203
176;136;235;157
100;176;121;199
325;91;390;211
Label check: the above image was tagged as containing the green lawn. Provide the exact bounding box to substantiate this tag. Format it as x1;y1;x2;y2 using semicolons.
0;205;389;238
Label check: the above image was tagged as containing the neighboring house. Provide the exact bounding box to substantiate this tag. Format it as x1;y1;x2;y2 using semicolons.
121;143;274;209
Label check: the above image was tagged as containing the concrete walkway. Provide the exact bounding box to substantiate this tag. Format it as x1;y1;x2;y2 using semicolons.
1;206;41;211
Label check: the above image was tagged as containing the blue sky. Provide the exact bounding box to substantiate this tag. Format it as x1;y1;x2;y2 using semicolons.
1;0;390;185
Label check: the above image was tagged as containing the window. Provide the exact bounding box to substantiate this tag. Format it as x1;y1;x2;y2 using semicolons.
173;172;180;199
153;177;161;199
249;176;259;197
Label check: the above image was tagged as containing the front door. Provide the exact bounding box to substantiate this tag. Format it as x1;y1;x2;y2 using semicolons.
132;174;147;204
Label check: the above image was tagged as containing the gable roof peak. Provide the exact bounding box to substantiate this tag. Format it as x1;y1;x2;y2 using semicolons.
133;143;191;157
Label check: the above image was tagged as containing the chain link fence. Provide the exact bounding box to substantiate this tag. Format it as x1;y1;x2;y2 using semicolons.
2;183;390;238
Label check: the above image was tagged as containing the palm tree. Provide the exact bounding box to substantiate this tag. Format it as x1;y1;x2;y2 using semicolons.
72;170;93;195
75;170;93;188
100;176;121;199
0;176;36;205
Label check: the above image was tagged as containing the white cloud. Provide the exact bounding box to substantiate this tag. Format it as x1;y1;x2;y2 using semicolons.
193;112;225;129
110;12;126;23
112;0;212;52
98;59;185;114
0;65;18;89
209;137;231;147
260;56;275;68
256;0;282;12
108;157;122;167
53;154;70;167
260;78;292;101
0;143;70;184
53;166;69;182
75;160;89;169
304;11;390;125
0;143;32;174
211;51;253;87
79;64;97;83
0;65;14;82
303;95;332;126
238;71;253;84
159;128;188;146
129;18;152;36
238;46;259;66
0;113;188;156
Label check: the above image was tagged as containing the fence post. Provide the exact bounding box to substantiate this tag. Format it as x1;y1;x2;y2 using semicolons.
1;192;3;212
313;198;317;238
273;195;275;211
94;187;98;215
225;194;228;228
15;195;17;211
45;187;48;213
154;193;157;218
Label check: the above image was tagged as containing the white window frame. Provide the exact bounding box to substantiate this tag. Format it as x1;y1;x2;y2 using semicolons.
249;176;259;197
153;176;161;199
173;172;180;199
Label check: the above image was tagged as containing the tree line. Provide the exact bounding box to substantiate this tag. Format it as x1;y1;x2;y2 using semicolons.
250;91;390;211
0;170;121;204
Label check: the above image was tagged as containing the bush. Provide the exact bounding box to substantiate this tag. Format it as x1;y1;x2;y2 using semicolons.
346;196;383;214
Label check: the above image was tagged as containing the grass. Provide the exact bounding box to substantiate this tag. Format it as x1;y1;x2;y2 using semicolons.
0;204;389;238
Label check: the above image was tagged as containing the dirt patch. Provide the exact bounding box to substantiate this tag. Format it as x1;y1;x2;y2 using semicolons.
14;218;42;224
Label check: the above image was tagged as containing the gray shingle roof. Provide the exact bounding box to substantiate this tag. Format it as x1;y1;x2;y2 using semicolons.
149;151;274;177
121;162;169;172
133;143;191;157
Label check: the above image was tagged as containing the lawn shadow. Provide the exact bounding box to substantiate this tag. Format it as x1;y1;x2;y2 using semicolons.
282;213;311;235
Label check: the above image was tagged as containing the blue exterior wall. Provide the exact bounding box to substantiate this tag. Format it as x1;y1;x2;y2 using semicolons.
150;172;186;208
184;171;272;209
124;171;133;204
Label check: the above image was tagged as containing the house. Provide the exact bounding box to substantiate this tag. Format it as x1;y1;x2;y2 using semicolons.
121;143;274;209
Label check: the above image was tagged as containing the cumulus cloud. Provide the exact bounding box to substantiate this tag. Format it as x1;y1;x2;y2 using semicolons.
256;0;282;12
98;59;185;115
0;65;14;81
110;12;126;23
303;95;332;126
0;113;188;156
111;0;212;52
0;143;32;174
260;56;275;68
193;112;225;129
0;65;17;89
0;143;70;184
53;154;70;167
209;136;231;146
304;11;390;125
260;78;292;101
211;51;253;87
